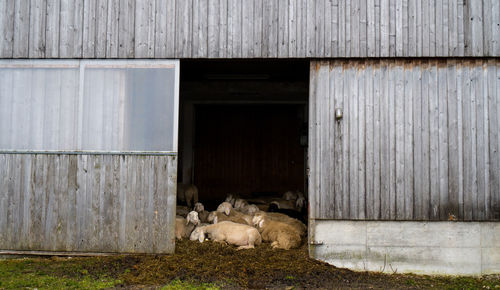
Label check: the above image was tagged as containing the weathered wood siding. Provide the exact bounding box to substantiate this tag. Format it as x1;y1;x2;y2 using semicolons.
1;0;499;58
0;153;176;254
309;59;500;221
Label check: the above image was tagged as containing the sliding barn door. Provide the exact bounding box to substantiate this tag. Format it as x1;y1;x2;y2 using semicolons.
0;60;179;254
309;59;500;222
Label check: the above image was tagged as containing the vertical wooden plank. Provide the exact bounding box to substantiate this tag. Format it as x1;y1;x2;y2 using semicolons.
457;0;465;56
357;61;366;219
154;0;168;58
435;0;443;56
456;61;465;218
395;62;405;219
278;0;289;57
447;59;460;217
94;0;108;58
45;0;60;58
375;0;381;56
408;0;416;56
176;0;192;57
365;61;374;219
366;0;375;56
428;61;440;220
287;0;297;57
402;0;408;56
429;0;436;56
229;0;242;58
483;0;491;56
29;0;46;58
345;0;351;57
462;63;476;220
395;0;403;56
13;0;30;58
438;61;449;220
388;62;397;219
379;60;389;219
476;61;487;220
348;63;359;219
373;61;382;219
422;0;429;56
207;0;219;57
118;0;135;58
318;61;330;218
308;62;318;218
165;0;176;58
403;61;414;220
315;0;325;57
82;0;97;58
487;60;499;220
135;0;156;58
350;0;359;57
65;154;77;250
469;0;483;56
106;0;119;58
324;0;332;57
337;0;345;57
331;0;339;57
388;0;396;56
492;60;500;219
448;0;458;56
0;0;15;57
380;0;389;56
59;0;83;58
253;0;263;57
217;0;227;58
269;0;279;57
333;61;344;219
492;0;500;56
441;0;449;56
421;61;431;219
342;61;350;218
242;0;254;57
305;0;315;57
193;0;209;58
358;0;367;57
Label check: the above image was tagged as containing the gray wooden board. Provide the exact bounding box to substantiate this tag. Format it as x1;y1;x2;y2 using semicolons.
2;0;500;58
0;153;176;254
309;59;500;221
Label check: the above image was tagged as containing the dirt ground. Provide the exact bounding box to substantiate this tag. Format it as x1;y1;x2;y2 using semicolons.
24;239;494;289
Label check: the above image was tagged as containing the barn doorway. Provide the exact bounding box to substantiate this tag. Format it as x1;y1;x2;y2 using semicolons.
179;60;309;210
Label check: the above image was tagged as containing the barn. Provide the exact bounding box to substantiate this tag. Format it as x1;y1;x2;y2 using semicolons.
0;0;499;276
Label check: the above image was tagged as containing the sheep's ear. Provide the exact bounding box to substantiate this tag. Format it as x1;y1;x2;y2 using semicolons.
213;216;218;224
224;207;230;216
198;230;205;243
258;219;264;229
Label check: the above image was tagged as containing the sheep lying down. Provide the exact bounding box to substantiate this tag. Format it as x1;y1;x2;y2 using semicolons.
190;221;262;250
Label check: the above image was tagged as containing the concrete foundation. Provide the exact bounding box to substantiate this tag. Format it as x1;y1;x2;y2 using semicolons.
310;220;500;276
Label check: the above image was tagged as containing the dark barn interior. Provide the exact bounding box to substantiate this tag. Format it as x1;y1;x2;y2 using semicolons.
179;60;309;208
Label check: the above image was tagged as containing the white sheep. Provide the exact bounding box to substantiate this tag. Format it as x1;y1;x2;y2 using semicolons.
177;184;199;208
175;211;200;240
261;211;307;237
207;211;249;225
189;221;262;250
216;202;253;225
193;202;210;223
282;190;298;200
234;198;249;210
252;213;302;250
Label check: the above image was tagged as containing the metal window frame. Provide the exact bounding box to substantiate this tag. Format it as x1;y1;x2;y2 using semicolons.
0;59;180;155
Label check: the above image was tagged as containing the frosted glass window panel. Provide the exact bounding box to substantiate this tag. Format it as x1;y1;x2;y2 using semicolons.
0;67;80;150
82;67;176;151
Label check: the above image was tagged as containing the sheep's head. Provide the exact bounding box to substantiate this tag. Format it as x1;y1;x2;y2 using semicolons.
190;226;205;242
225;194;235;206
283;191;297;201
207;211;217;223
246;204;259;215
217;202;233;215
252;213;266;229
296;197;306;209
186;211;200;226
194;202;205;212
296;191;305;199
234;198;248;209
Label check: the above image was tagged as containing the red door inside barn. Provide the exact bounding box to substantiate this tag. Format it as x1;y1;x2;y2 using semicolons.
194;104;305;203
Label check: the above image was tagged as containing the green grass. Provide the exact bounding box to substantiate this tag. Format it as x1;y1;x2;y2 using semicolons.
0;258;121;290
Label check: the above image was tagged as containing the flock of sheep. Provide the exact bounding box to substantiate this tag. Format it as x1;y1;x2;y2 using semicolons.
175;184;307;250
